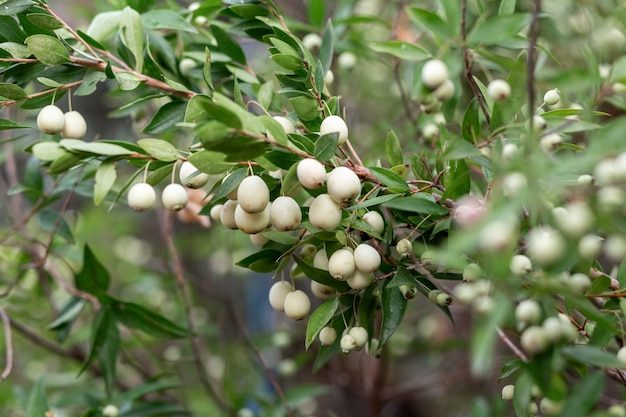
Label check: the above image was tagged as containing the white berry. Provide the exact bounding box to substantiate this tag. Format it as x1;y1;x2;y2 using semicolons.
526;115;547;132
463;263;482;282
309;194;342;230
179;161;210;189
268;116;296;142
320;115;349;145
237;175;269;214
234;203;271;234
220;200;239;229
209;204;223;222
62;110;87;139
340;334;357;353
338;51;357;70
328;248;356;280
270;196;302;231
353;244;381;274
283;290;311;320
319;326;337;346
179;57;196;75
268;281;293;311
327;166;361;204
250;233;269;247
510;254;532;275
313;247;329;270
349;326;368;349
526;226;565;265
421;59;449;89
297;158;326;189
540;398;563;415
434;79;455;101
302;33;322;50
346;269;373;290
543;89;561;106
102;405;120;417
396;238;413;258
515;299;542;326
487;79;511;101
578;234;603;258
363;211;385;235
162;183;189;211
37;104;65;134
520;325;548;354
127;183;156;212
310;280;335;299
501;385;515;401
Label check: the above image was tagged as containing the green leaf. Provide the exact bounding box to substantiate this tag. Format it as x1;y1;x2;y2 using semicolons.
94;160;116;206
305;297;339;349
271;53;304;71
470;298;511;376
369;166;410;193
314;132;338;161
382;194;449;217
75;244;110;297
46;297;86;331
385;129;403;166
74;71;108;96
461;99;480;143
307;0;325;27
0;0;35;15
141;9;197;33
379;285;408;349
59;139;134;156
513;372;533;417
211;24;246;64
468;13;531;46
115;381;181;404
369;41;430;60
203;47;213;90
386;266;418;288
38;210;74;243
319;21;333;74
441;136;480;160
26;13;63;30
119;401;189;417
98;311;120;397
228;4;271;19
442;159;470;201
0;15;27;43
79;306;112;376
184;94;242;128
406;7;456;39
261;115;289;146
86;11;122;43
137;138;179;161
558;371;605;417
560;345;624;368
0;82;27;99
115;71;142;90
346;194;399;210
26;374;49;417
0;118;29;129
142;101;186;134
289;95;321;121
112;300;191;339
188;150;235;175
0;41;30;58
499;0;517;15
257;81;274;110
37;77;62;88
120;6;145;72
25;34;70;65
210;168;246;203
236;249;283;273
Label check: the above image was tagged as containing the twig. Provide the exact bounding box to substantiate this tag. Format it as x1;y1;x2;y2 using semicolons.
496;327;528;362
0;307;13;380
461;0;491;126
162;213;234;416
526;0;541;129
38;1;100;59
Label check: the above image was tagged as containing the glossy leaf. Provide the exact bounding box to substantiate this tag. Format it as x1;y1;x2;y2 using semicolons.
0;118;29;129
236;249;283;273
387;266;418;288
94;160;116;206
369;166;410;193
112;300;191;339
0;82;27;99
319;21;333;73
382;194;449;217
137;138;179;161
293;256;350;291
59;139;134;156
184;94;242;128
0;0;34;15
25;34;70;65
75;244;110;297
188;150;235;174
379;285;408;349
305;297;339;349
370;41;430;60
120;6;144;72
385;129;403;167
211;24;246;64
314;132;338;161
142;101;186;134
468;14;531;46
289;95;321;121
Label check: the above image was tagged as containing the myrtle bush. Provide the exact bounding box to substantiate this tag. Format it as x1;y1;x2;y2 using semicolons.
1;0;626;416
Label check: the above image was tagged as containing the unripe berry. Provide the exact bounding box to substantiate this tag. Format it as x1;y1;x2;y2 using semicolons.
353;244;381;274
250;233;269;247
540;133;563;152
605;235;626;262
487;79;511;101
102;405;120;417
310;280;335;299
268;281;293;311
502;143;520;160
526;115;547;132
568;272;591;294
400;284;417;299
349;326;368;349
268;116;296;142
179;161;210;189
327;166;362;204
526;226;565;265
320;115;349;145
37;104;65;134
510;254;532;275
237;175;269;214
515;299;542;326
127;183;156;212
578;234;603;258
553;202;594;237
540;398;563;415
543;89;560;106
276;359;297;377
302;33;322;50
319;326;337;346
346;269;373;290
463;263;482;282
328;248;356;280
608;405;626;417
422;123;439;140
528;402;539;417
577;174;594;186
234;203;271;234
297;158;326;189
453;283;479;304
434;79;455;101
220;200;239;229
162;183;189;211
421;59;449;89
313;248;329;270
338;51;357;71
283;290;311;320
520;325;548;354
340;333;357;353
62;111;87;139
209;204;223;222
270;196;302;231
501;172;527;196
363;211;385;235
541;316;564;343
396;238;413;258
501;385;515;401
428;289;443;304
179;57;196;75
472;295;495;315
324;70;334;85
236;408;254;417
309;194;342;231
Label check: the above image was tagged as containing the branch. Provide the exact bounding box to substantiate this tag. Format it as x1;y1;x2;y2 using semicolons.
526;0;541;129
461;0;491;126
0;307;13;381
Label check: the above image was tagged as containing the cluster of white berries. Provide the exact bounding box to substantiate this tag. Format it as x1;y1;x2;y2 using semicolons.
501;384;565;416
37;104;88;139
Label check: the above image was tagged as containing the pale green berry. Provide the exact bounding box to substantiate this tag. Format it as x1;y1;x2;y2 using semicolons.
283;290;311;320
319;326;337;346
501;384;515;401
37;104;65;134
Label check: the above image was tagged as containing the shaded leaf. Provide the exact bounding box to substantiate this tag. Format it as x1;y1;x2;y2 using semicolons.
382;194;449;217
471;297;511;376
369;41;430;60
211;24;246;64
385;129;403;167
142;101;186;134
370;166;410;193
379;285;408;349
293;256;350;291
236;249;283;273
314;132;338;161
188;150;235;175
560;345;625;368
406;7;456;39
75;244;110;297
94;160;116;206
26;374;49;417
559;372;605;417
306;297;339;349
120;6;144;72
141;9;197;33
112;300;191;339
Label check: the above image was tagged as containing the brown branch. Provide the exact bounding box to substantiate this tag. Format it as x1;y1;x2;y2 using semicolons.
38;1;100;59
461;0;491;126
526;0;541;130
496;327;528;362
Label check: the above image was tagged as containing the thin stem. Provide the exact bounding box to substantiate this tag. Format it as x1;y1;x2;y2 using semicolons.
38;1;100;59
496;327;528;362
0;307;13;380
527;0;541;129
461;0;491;126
